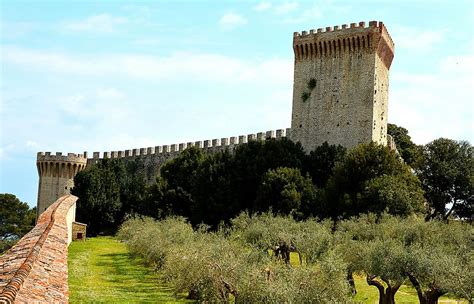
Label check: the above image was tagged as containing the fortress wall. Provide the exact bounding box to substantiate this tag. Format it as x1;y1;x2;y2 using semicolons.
0;195;78;303
85;128;291;183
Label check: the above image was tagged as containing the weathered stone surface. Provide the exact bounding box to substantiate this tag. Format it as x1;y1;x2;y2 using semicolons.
36;153;87;217
290;21;394;151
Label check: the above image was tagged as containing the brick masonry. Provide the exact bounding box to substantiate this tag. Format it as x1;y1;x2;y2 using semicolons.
0;195;78;303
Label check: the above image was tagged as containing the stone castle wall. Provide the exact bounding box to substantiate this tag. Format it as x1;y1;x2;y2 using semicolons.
290;21;394;151
86;128;291;183
36;129;292;213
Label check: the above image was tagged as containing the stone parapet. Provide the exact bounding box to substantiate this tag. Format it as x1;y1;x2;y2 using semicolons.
0;195;78;303
85;128;290;162
293;20;394;69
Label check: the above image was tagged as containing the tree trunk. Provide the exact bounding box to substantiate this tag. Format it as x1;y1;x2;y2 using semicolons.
383;283;401;304
367;275;385;304
407;272;445;304
347;270;357;295
367;275;400;304
425;288;445;304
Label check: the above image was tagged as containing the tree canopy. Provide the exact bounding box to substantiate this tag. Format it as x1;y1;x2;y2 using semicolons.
0;193;36;253
387;123;420;166
416;138;473;220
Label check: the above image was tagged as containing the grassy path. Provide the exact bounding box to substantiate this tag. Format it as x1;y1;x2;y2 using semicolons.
68;237;191;303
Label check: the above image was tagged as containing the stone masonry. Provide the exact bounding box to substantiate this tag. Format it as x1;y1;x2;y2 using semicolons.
36;153;87;218
35;20;395;217
291;21;394;151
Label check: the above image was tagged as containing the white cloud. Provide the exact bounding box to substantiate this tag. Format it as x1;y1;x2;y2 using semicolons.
63;14;128;33
219;13;247;30
2;46;291;86
254;1;272;11
390;54;474;144
274;1;299;14
392;26;446;51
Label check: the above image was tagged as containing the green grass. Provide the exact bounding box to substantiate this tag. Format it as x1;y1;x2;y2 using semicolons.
68;236;192;303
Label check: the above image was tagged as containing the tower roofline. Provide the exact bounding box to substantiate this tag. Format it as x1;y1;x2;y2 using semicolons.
37;151;88;163
293;21;393;48
292;20;394;68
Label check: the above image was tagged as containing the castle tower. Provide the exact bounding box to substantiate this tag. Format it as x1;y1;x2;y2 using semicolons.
290;21;394;151
36;152;87;218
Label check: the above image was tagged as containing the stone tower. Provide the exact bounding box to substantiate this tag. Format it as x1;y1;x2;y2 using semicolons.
36;152;87;218
290;21;394;151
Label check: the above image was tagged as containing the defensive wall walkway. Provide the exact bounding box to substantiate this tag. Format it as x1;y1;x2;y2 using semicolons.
0;195;77;303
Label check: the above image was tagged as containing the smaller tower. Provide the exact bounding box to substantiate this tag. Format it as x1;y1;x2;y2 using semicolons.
36;152;87;218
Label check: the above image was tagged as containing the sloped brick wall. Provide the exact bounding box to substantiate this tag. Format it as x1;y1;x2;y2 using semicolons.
0;195;78;303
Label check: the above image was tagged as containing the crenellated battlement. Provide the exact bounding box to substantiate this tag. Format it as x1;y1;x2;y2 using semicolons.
293;20;383;37
36;152;87;215
85;128;291;161
293;21;394;64
37;151;88;163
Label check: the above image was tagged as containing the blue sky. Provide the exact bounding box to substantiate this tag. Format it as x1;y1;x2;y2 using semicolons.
1;0;473;207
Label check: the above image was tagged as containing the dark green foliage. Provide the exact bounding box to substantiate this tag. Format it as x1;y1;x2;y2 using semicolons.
387;123;421;166
73;131;472;232
191;151;236;227
307;78;317;90
255;167;316;218
304;142;346;188
362;175;425;216
153;139;307;227
0;193;36;253
154;139;421;225
230;139;306;214
324;142;424;218
416;138;473;220
72;158;147;235
160;146;204;191
301;91;310;102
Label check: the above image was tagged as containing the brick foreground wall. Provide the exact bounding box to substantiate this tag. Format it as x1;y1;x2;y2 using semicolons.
0;195;78;303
